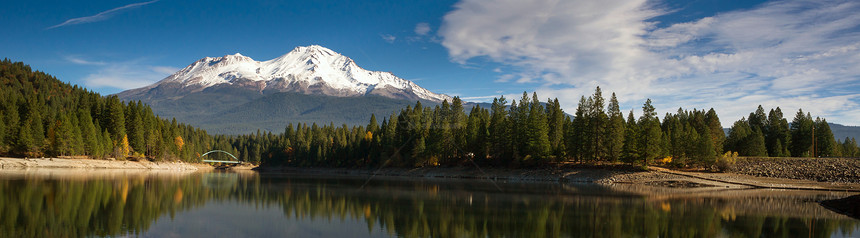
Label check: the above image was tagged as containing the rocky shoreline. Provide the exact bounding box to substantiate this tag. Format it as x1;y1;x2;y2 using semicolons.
731;157;860;183
3;156;859;191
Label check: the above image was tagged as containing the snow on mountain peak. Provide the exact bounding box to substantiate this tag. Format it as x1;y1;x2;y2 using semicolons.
154;45;451;102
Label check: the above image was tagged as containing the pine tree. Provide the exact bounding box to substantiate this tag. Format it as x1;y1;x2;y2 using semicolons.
13;121;34;156
79;110;101;157
489;96;509;163
569;96;589;162
638;99;663;165
3;101;20;152
49;113;76;156
621;110;639;164
766;107;791;157
126;101;145;154
748;105;767;132
746;127;767;156
665;112;687;162
367;114;379;133
451;97;467;158
23;103;45;154
526;92;550;160
546;98;566;158
789;109;814;157
589;87;607;161
106;96;125;141
842;137;858;157
814;118;837;157
70;111;85;156
101;129;113;159
704;108;724;156
604;93;625;162
0;111;6;152
725;119;751;154
515;93;531;159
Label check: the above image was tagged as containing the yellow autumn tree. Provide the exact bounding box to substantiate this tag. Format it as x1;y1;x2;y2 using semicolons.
174;136;184;151
120;135;131;158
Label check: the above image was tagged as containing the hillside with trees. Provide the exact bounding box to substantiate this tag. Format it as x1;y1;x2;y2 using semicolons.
0;59;228;161
1;59;857;167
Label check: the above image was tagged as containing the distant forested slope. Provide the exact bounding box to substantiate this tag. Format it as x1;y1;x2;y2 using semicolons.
830;123;860;142
0;59;226;161
123;88;430;134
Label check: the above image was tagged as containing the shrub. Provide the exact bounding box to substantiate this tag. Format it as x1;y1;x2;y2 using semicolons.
714;151;738;172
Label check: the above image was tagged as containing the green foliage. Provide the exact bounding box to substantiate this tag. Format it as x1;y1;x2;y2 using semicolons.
621;110;640;164
841;137;859;157
766;107;791;157
814;118;838;157
526;92;551;161
604;93;625;162
588;87;607;160
790;109;814;157
725;118;767;156
0;59;216;162
638;99;664;166
715;151;738;172
546;98;566;159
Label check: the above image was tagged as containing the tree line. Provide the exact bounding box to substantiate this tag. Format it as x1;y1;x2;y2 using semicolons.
251;87;859;168
1;59;858;166
725;105;857;158
0;59;222;161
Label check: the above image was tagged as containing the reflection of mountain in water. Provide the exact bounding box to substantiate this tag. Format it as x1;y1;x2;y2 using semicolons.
0;171;857;237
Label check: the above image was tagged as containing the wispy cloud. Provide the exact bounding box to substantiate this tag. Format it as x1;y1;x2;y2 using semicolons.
66;56;177;92
380;34;397;43
414;22;431;36
64;55;106;66
47;0;159;29
440;0;860;125
460;95;499;102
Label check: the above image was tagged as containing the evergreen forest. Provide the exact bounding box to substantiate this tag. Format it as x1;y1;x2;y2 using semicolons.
1;59;858;167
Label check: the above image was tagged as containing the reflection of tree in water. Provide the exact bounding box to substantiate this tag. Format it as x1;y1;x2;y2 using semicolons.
202;172;239;189
0;173;857;238
0;175;212;237
258;177;860;238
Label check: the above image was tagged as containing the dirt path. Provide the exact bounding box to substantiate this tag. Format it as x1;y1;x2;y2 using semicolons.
650;167;860;192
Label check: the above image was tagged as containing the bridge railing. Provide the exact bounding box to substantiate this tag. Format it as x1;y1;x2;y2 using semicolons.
199;150;241;164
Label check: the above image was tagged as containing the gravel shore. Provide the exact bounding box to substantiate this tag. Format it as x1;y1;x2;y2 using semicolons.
4;156;859;191
731;157;860;183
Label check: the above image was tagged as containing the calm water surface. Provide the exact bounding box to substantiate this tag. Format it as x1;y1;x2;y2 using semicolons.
0;169;858;238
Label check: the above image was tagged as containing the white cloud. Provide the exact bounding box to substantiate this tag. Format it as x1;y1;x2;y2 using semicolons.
48;0;159;29
440;0;860;126
414;22;431;36
64;55;106;66
67;57;177;91
460;95;499;102
381;34;396;43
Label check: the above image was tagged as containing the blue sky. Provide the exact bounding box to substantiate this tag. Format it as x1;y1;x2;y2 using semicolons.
2;0;859;126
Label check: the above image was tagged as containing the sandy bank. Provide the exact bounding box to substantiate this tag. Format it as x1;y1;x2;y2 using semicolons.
0;157;212;171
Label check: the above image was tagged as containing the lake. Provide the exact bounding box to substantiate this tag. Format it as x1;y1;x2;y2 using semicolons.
0;169;857;238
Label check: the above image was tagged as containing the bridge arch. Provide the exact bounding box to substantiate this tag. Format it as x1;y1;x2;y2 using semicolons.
199;150;241;163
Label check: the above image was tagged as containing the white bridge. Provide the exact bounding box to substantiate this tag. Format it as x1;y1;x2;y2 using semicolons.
199;150;241;164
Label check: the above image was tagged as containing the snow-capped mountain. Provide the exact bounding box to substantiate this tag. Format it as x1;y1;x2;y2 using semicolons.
118;45;450;102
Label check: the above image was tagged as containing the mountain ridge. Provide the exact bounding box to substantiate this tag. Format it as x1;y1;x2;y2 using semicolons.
118;45;451;103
